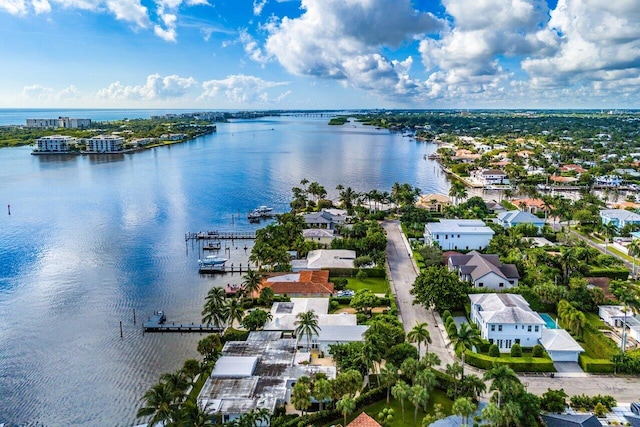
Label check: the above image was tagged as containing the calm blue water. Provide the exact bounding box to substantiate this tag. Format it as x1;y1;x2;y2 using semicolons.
0;112;449;426
540;313;559;329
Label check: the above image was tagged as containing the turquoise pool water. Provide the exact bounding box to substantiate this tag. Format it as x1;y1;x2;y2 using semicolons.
540;313;559;329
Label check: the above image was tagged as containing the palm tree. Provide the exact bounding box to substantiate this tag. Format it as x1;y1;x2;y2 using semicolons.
460;373;486;401
312;377;333;411
600;221;619;254
241;269;263;299
421;352;441;368
160;370;189;400
291;382;311;417
407;322;432;357
452;396;477;427
628;239;640;278
294;310;320;351
224;297;245;328
481;402;503;427
379;363;398;404
483;365;520;409
202;287;227;327
408;384;428;427
336;394;356;426
178;400;214;427
400;358;419;385
339;186;358;212
447;323;482;380
137;382;180;426
391;380;410;423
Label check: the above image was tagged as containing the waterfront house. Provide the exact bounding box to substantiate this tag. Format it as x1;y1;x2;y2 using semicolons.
198;331;336;425
559;163;587;174
471;169;510;186
302;228;335;245
424;219;494;250
302;208;347;230
34;135;76;152
85;135;124;153
600;209;640;228
448;251;519;290
497;210;546;231
595;175;623;187
469;293;545;351
291;249;356;271
416;193;452;213
260;270;334;297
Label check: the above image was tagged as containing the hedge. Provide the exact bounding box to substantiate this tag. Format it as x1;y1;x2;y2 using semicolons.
587;267;630;280
327;267;386;278
578;354;615;374
463;350;555;372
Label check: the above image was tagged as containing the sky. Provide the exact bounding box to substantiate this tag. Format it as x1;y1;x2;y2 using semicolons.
1;0;640;109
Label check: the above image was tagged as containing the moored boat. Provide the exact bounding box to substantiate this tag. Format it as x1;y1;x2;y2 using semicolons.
198;255;228;266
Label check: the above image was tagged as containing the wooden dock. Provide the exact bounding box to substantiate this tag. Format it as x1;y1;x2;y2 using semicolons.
185;231;257;242
199;263;256;274
143;310;223;333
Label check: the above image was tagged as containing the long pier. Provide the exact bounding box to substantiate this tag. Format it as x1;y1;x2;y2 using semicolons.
185;231;257;242
199;263;256;274
143;311;223;333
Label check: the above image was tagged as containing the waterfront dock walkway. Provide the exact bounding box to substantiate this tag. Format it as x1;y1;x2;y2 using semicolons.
143;311;223;333
185;231;257;241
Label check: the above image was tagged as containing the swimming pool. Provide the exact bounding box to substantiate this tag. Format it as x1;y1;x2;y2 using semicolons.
540;313;559;329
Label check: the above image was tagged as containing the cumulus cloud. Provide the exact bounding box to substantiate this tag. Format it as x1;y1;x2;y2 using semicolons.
200;74;290;104
18;84;83;104
259;0;442;101
253;0;266;15
522;0;640;95
97;74;197;100
419;0;549;99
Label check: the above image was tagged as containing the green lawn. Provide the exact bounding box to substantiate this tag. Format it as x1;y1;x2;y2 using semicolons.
345;277;389;294
324;389;453;427
584;312;609;329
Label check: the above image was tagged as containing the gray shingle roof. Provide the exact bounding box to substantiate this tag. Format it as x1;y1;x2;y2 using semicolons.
449;251;519;281
541;413;601;427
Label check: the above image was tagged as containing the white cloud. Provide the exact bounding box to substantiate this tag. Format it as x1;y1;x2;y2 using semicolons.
104;0;149;27
260;0;442;101
153;7;177;42
18;84;82;104
21;84;54;100
200;74;290;104
419;0;549;99
97;74;197;100
253;0;266;15
0;0;28;14
239;29;269;64
32;0;51;13
522;0;640;95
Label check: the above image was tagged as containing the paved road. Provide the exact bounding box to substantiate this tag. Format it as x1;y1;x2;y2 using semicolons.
383;220;454;368
384;219;640;403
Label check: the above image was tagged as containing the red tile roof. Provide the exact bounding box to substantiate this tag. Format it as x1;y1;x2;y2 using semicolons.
261;270;334;296
347;412;381;427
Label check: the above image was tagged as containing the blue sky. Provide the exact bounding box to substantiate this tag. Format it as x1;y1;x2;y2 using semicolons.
1;0;639;109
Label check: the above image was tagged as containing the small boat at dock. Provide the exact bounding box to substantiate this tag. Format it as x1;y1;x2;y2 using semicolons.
247;205;275;220
198;255;228;266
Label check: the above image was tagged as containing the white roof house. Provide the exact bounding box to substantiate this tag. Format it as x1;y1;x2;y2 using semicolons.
600;209;640;228
425;219;494;250
313;325;370;353
302;228;335;245
263;298;357;331
539;329;584;362
469;293;545;352
291;249;356;271
599;305;635;328
198;332;336;424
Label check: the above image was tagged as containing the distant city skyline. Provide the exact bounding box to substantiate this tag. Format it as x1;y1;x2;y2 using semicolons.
1;0;639;109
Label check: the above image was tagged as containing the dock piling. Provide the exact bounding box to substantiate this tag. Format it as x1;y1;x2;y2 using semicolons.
133;308;136;325
120;321;123;338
